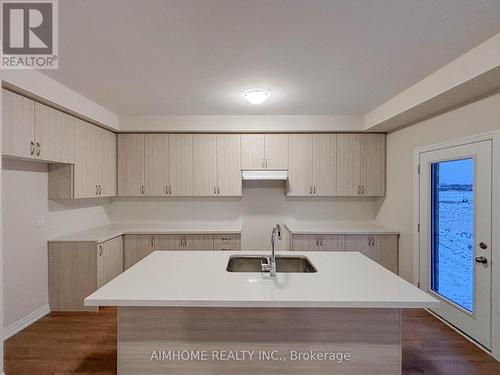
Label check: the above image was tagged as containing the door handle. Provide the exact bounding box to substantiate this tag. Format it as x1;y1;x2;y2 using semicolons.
36;142;41;156
217;186;220;194
313;185;316;194
96;185;99;195
30;141;35;155
309;186;312;194
479;242;488;249
99;245;103;256
357;185;360;195
475;256;488;264
214;186;217;195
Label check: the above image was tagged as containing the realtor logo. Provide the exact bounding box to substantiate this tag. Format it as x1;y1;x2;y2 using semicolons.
1;0;58;69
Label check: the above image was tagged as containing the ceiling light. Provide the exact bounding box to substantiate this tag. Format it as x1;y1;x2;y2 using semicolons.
243;89;270;104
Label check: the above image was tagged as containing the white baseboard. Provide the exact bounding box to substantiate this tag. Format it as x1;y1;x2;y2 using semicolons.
4;304;50;340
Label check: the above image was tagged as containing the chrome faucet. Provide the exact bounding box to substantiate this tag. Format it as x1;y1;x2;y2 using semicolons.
262;224;281;277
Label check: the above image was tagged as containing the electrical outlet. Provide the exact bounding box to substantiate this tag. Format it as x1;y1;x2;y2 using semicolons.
37;216;44;226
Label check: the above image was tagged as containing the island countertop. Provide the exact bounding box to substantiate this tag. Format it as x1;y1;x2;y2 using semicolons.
85;251;437;309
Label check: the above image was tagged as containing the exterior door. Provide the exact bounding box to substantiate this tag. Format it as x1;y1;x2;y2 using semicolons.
419;140;492;348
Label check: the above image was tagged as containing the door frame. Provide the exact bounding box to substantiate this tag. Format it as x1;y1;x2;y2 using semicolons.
413;131;500;360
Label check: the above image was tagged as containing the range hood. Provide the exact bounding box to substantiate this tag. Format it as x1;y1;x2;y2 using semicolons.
241;170;288;181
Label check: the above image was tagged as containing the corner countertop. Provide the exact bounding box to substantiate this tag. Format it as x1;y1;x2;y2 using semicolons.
85;251;437;309
49;223;242;243
284;221;399;235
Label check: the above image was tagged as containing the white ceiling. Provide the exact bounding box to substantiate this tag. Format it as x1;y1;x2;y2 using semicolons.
43;0;500;115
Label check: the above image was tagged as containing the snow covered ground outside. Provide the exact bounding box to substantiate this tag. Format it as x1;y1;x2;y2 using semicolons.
434;190;473;311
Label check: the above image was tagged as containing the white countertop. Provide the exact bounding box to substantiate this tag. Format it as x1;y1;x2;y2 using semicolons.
85;251;437;309
285;221;399;235
49;223;242;243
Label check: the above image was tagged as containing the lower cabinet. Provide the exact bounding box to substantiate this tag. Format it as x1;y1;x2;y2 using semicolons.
48;236;123;311
123;234;155;270
289;233;399;274
214;234;241;251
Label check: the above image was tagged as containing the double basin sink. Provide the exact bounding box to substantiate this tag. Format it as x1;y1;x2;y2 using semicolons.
226;255;317;273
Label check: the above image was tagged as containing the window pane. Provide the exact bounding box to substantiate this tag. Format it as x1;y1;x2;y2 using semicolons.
431;158;473;312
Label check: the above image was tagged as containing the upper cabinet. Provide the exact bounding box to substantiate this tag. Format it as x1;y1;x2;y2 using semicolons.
2;89;75;163
194;134;241;196
49;119;116;199
337;134;385;196
241;134;288;170
117;134;145;196
288;134;337;196
169;134;194;196
144;134;169;196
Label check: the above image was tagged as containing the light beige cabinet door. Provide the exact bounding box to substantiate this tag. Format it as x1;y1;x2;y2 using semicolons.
118;134;145;196
145;134;169;196
361;134;385;196
169;134;194;196
2;89;35;158
123;234;155;269
265;134;288;169
336;134;361;196
214;234;241;251
217;134;242;196
241;134;265;169
288;134;313;196
194;134;218;196
98;128;117;197
291;235;319;251
34;102;75;163
313;134;337;196
317;234;345;251
184;235;214;251
97;236;123;288
344;234;398;273
74;119;99;198
154;235;184;250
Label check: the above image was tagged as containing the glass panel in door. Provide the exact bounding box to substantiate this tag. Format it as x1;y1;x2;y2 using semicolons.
430;158;474;312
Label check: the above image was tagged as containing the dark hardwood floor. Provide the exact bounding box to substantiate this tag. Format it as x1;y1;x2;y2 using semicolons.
5;308;500;374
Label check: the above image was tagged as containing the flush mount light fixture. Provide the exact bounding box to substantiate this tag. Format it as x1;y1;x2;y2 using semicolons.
243;89;270;104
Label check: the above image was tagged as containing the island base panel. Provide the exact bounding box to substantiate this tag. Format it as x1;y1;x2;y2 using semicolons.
117;307;401;374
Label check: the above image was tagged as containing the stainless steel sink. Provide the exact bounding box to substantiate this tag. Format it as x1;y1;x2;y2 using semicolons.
226;255;317;273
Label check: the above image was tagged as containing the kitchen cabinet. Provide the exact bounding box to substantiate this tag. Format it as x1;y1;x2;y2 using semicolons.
97;236;123;288
169;134;194;196
288;232;398;273
216;134;242;196
194;134;242;196
337;134;385;196
118;134;145;196
288;134;313;196
214;234;241;251
194;134;218;196
154;234;214;251
123;234;155;270
2;90;75;163
290;234;344;251
2;89;35;158
288;134;337;196
34;102;75;163
145;134;169;196
48;119;116;199
241;134;288;170
344;234;398;274
48;236;124;311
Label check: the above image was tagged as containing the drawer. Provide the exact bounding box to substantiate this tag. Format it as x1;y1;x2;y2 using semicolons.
214;234;241;251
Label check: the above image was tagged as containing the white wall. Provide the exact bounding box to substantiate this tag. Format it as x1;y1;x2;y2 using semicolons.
1;159;112;328
109;181;382;251
376;92;500;281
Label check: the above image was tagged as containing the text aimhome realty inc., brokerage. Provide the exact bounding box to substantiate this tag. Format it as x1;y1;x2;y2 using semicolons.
1;0;58;69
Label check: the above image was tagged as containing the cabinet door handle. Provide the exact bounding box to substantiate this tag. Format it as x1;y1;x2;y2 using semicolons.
30;141;35;155
357;185;360;195
96;185;99;195
141;185;145;195
309;186;312;194
315;237;319;247
217;186;220;194
166;185;169;195
362;185;365;195
99;185;102;195
99;245;103;256
214;186;217;195
169;185;172;195
313;185;316;194
36;142;41;156
265;159;268;168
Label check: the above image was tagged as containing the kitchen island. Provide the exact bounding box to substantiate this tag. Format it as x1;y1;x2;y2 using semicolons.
85;251;437;374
